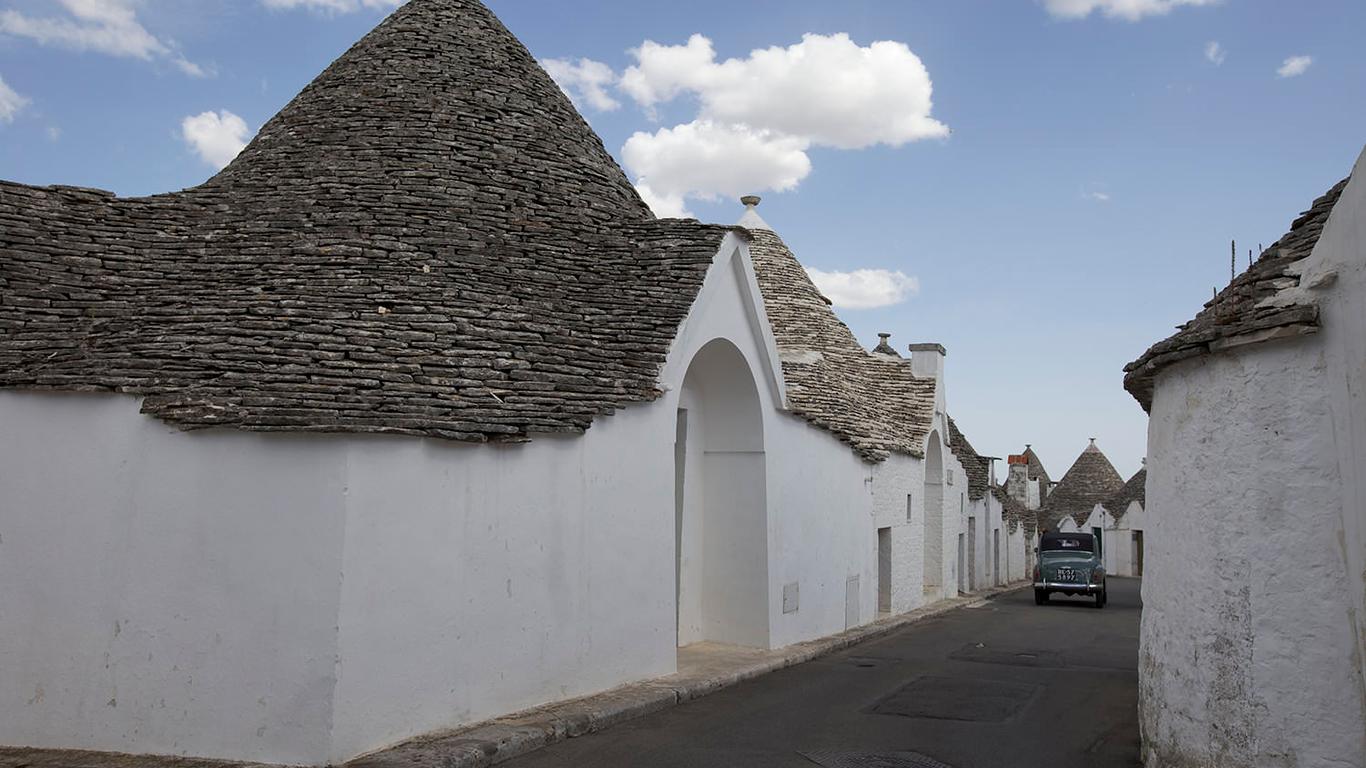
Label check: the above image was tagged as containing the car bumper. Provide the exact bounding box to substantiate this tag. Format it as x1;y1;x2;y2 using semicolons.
1034;581;1104;594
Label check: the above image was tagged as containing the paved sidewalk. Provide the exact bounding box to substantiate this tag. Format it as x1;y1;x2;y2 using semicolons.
348;582;1029;768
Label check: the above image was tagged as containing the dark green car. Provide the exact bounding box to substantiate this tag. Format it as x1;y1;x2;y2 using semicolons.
1033;531;1107;608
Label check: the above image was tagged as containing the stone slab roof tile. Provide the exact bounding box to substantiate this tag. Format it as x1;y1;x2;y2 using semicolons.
0;0;736;443
745;229;936;462
947;415;991;501
1123;177;1349;411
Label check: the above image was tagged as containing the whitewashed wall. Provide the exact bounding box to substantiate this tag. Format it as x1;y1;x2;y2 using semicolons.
871;454;924;615
0;393;348;765
1141;148;1366;767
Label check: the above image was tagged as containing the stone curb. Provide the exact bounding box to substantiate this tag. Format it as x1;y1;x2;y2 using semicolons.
346;582;1030;768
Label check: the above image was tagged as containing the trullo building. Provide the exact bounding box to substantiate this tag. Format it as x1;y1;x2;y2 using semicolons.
1123;146;1366;767
0;1;1013;764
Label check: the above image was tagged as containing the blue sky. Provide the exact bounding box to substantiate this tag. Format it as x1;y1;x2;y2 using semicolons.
2;0;1363;480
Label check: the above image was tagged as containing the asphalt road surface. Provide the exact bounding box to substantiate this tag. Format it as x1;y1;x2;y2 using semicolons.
502;579;1142;768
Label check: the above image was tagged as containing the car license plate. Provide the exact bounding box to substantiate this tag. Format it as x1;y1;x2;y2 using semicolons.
1058;568;1078;582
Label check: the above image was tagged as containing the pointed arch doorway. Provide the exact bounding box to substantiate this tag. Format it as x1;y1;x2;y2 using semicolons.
674;338;770;650
923;432;944;600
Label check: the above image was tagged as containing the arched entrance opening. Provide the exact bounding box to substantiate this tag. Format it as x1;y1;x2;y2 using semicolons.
923;433;944;600
675;339;769;649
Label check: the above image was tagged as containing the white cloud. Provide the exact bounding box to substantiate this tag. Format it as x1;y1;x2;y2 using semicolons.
1204;40;1225;65
804;267;920;310
0;0;205;76
622;120;811;209
621;33;947;150
0;74;28;124
616;32;946;213
47;125;61;141
541;57;620;112
260;0;405;13
1085;191;1111;202
181;110;251;169
634;181;692;219
1043;0;1218;21
1277;55;1312;78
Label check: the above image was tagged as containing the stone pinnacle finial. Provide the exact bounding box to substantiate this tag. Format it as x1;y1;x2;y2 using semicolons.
878;332;891;341
741;195;761;208
1089;437;1097;447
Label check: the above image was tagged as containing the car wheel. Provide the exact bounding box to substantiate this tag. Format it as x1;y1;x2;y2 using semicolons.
1094;591;1105;609
1035;589;1047;605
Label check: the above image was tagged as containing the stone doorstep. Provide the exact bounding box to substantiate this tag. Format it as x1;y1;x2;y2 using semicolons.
0;582;1028;768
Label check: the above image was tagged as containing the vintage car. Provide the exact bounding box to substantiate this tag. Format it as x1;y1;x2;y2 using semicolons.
1033;531;1107;608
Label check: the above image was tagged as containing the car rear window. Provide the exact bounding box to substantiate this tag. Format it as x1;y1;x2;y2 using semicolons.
1041;535;1094;553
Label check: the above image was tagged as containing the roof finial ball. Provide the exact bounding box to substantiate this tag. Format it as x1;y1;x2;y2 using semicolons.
741;195;762;209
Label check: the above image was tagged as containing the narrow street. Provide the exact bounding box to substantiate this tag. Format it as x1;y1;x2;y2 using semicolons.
502;580;1142;768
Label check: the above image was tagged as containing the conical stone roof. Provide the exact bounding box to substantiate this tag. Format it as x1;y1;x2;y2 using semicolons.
744;227;936;462
1041;440;1124;531
1019;445;1052;486
211;0;650;227
0;0;735;443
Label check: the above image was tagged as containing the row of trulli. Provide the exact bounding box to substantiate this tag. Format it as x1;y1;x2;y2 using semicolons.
0;0;1027;765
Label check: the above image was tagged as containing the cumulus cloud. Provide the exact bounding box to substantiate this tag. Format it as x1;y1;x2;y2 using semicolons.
1204;41;1225;65
634;182;692;219
621;33;947;149
1085;190;1111;202
805;267;920;310
616;32;946;215
261;0;405;12
181;110;251;169
1043;0;1218;21
622;121;811;216
541;57;620;112
0;74;28;124
0;0;205;76
1277;55;1312;78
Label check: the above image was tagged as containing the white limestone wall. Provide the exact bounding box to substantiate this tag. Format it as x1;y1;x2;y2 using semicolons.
328;401;679;761
765;411;879;646
0;392;347;765
871;453;924;615
1309;145;1366;747
941;436;968;596
1005;524;1027;582
1141;337;1364;766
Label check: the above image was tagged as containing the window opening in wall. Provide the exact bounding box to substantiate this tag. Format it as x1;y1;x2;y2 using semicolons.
906;494;913;523
877;527;892;614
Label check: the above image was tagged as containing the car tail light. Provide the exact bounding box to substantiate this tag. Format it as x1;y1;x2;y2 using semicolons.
1032;565;1041;582
1091;567;1104;584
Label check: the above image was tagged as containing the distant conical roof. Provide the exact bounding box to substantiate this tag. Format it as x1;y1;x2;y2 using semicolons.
1041;440;1124;530
211;0;650;227
1020;446;1052;486
1105;467;1147;520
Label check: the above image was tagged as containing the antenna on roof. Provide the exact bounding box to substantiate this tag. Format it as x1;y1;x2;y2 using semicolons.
1230;239;1235;283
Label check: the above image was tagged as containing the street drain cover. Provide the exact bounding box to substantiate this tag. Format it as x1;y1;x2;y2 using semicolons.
800;750;956;768
868;675;1040;722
